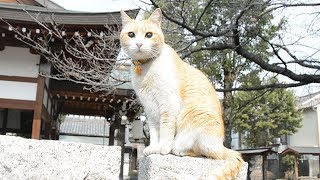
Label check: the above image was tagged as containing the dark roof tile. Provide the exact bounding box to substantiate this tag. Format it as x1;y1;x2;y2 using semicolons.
60;117;110;137
0;3;139;25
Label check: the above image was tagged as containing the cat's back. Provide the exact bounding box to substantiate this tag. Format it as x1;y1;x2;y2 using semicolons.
176;57;216;93
175;53;222;115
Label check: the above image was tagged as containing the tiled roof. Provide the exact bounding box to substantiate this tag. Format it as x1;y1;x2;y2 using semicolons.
236;147;277;155
60;117;110;137
280;146;320;155
0;2;139;25
296;91;320;109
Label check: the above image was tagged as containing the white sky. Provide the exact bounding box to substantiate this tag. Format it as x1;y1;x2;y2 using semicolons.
271;4;320;96
51;0;150;12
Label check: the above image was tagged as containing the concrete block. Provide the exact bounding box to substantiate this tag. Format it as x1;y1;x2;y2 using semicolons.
139;154;248;180
0;135;121;179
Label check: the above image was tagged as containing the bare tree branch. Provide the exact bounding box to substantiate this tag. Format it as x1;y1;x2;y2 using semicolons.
1;12;130;94
216;82;307;92
150;0;320;90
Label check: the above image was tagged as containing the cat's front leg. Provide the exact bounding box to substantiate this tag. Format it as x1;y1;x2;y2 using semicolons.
143;122;161;156
143;113;175;156
158;112;176;155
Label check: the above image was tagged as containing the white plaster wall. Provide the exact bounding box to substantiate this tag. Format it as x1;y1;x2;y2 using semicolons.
289;108;320;147
0;46;40;77
317;105;320;146
0;80;37;101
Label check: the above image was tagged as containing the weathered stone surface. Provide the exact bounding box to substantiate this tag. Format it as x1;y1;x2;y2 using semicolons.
139;154;248;180
0;135;121;179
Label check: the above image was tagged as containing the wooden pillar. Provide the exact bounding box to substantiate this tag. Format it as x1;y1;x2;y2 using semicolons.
262;154;268;180
32;76;45;139
119;124;126;180
109;122;116;146
129;148;138;171
108;115;126;179
1;108;8;135
44;121;50;139
294;155;299;180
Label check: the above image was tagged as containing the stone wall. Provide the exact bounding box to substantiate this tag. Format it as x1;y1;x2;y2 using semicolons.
0;135;121;179
139;154;248;180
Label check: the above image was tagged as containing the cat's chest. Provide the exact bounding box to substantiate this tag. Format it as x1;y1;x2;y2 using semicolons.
131;58;179;97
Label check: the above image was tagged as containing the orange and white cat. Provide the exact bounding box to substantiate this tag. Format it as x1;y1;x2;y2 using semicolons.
120;9;244;179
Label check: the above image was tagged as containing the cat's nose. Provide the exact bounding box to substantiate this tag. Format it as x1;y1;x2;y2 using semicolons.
136;43;143;48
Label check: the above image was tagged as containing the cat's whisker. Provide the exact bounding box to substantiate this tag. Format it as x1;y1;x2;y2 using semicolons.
145;50;158;59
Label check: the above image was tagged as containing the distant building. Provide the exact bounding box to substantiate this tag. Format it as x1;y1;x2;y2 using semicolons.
231;92;320;179
0;0;138;139
285;91;320;178
0;1;139;179
289;91;320;147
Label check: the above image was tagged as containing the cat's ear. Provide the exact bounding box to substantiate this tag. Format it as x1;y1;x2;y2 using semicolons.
120;10;132;26
148;8;162;26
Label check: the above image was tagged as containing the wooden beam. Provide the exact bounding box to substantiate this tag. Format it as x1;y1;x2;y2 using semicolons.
262;154;267;180
61;108;113;116
109;122;116;146
44;121;50;140
32;76;45;139
0;75;37;83
50;90;132;102
0;98;35;110
119;124;126;180
41;104;50;123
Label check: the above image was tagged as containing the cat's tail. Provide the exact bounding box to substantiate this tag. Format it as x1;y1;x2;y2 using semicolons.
205;147;244;180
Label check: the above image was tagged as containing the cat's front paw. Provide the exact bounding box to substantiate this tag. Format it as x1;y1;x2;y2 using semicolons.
160;144;172;155
143;145;161;156
172;149;186;156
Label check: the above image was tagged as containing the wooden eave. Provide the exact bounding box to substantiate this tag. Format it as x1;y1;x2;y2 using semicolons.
236;147;277;156
49;80;136;117
0;3;139;119
281;146;320;156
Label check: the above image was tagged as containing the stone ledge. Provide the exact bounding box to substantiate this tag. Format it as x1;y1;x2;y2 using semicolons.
139;154;248;180
0;135;121;179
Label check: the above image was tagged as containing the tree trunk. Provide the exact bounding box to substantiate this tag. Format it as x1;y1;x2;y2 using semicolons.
222;61;236;148
223;90;233;148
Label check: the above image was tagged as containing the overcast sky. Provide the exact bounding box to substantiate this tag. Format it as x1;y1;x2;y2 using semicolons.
51;0;150;12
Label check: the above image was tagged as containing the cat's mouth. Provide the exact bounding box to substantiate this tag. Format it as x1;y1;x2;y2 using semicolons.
132;49;150;57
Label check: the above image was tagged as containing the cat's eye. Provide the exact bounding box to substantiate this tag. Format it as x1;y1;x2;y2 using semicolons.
145;32;153;38
128;32;135;38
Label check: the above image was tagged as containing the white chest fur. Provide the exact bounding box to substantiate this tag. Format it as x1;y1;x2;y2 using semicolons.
131;45;181;121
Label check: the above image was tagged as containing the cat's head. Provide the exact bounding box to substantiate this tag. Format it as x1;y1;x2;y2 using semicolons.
120;8;164;61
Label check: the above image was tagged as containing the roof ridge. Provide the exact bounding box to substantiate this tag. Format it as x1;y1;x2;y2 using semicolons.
33;0;64;10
